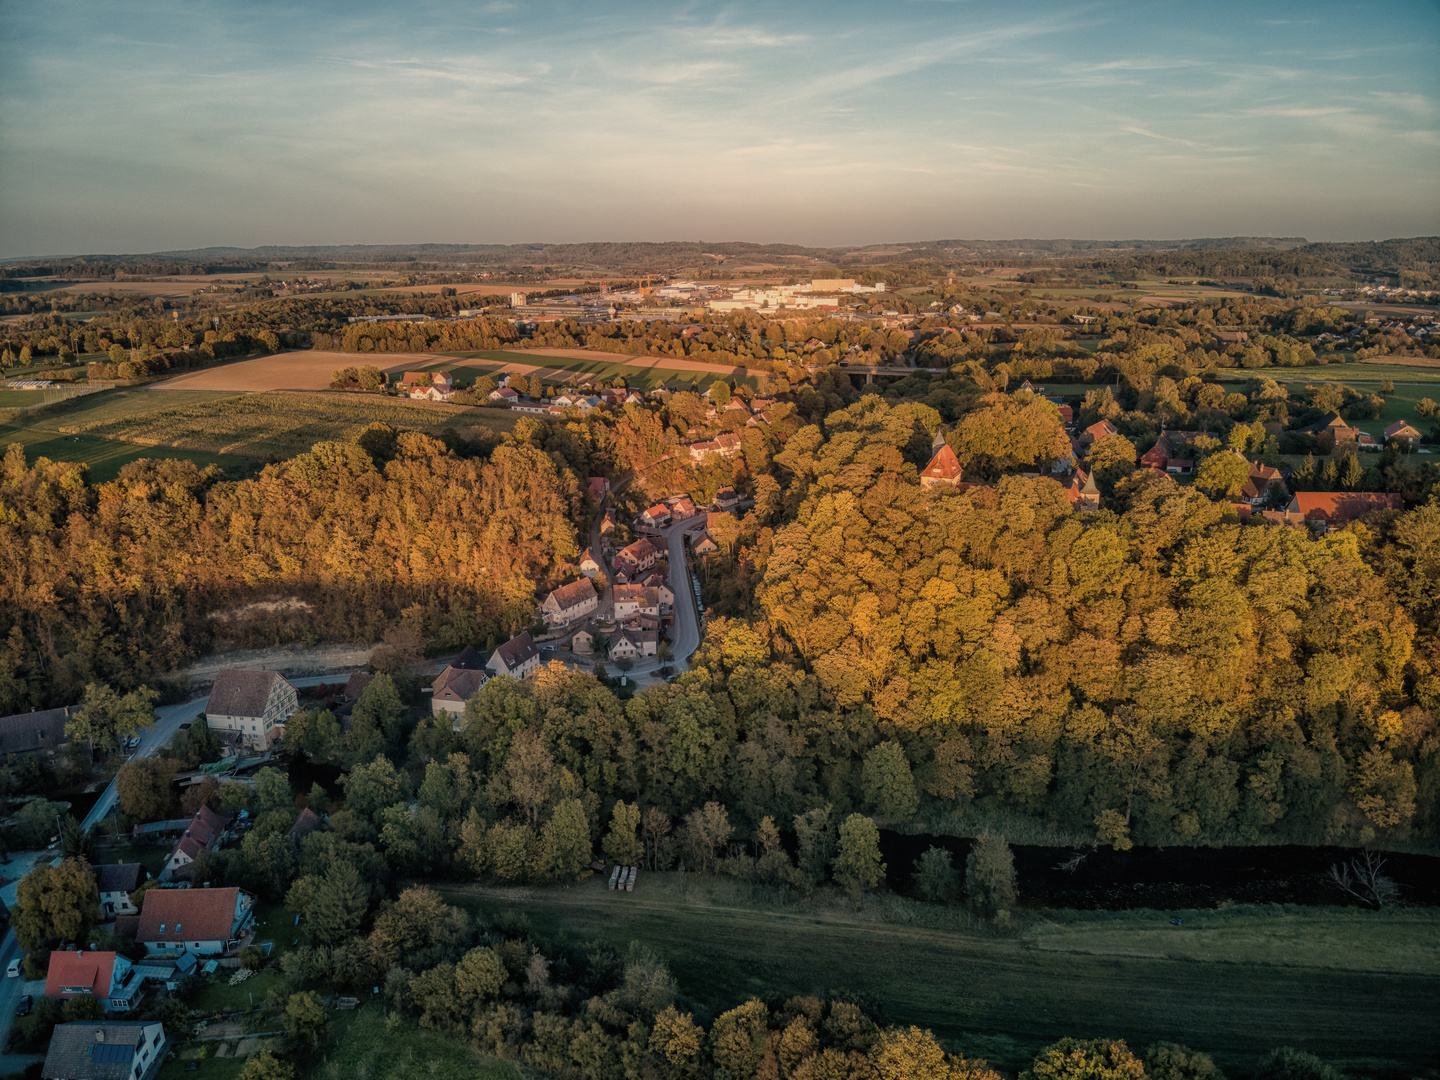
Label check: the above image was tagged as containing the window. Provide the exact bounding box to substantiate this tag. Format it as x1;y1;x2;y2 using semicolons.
158;923;166;933
174;922;181;932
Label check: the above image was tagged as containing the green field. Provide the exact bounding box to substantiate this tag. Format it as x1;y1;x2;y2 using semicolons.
57;389;518;461
444;876;1440;1077
0;389;48;407
0;389;265;481
437;349;764;391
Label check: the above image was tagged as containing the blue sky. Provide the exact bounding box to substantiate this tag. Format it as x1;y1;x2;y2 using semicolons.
0;0;1436;257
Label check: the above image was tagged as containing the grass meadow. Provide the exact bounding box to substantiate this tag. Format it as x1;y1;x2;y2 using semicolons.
443;875;1440;1077
63;389;518;460
438;349;765;391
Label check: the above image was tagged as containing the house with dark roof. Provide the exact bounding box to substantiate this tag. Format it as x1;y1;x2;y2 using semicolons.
0;705;73;758
1239;459;1288;507
613;584;660;621
343;672;374;701
919;443;965;489
1140;430;1208;475
608;626;658;661
205;669;297;752
136;886;256;957
712;486;739;511
161;807;232;880
1384;419;1424;447
429;665;489;718
93;864;146;919
1305;412;1361;451
1285;491;1403;530
45;951;145;1014
540;579;599;627
287;807;323;843
486;632;540;680
41;1020;166;1080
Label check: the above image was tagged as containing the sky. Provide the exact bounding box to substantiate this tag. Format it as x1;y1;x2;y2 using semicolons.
0;0;1437;257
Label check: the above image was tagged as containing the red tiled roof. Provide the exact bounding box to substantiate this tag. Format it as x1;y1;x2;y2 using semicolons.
1290;491;1402;523
46;950;115;999
546;579;596;611
921;443;964;481
137;887;251;944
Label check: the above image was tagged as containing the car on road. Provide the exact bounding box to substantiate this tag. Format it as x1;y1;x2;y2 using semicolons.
6;958;21;978
15;994;32;1017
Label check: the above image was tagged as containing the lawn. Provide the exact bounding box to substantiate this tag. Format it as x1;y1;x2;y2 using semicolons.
442;875;1440;1077
0;389;48;408
62;390;518;461
156;1055;248;1080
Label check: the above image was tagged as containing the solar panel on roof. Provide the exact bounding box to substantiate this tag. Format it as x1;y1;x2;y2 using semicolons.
92;1042;132;1063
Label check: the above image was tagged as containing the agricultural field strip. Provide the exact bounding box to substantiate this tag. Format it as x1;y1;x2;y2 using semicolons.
448;883;1440;1072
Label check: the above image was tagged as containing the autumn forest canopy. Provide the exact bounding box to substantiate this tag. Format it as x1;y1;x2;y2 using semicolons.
3;386;1437;854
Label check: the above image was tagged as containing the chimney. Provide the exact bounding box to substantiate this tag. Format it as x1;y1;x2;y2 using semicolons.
95;1030;105;1042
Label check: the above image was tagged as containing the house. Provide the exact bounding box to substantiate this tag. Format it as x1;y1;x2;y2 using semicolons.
409;385;453;402
540;579;599;627
624;390;646;406
639;504;672;530
489;387;520;403
713;486;739;511
0;705;72;758
486;632;541;679
1082;419;1119;446
1357;431;1382;451
41;1020;167;1080
429;371;454;392
669;496;698;519
136;886;256;956
46;951;144;1014
161;806;233;880
1384;420;1424;447
93;864;146;919
429;665;489;718
587;476;610;498
1306;412;1361;451
722;398;750;414
1285;492;1403;529
1140;430;1208;475
640;573;675;609
452;644;486;670
579;549;602;577
600;508;618;534
687;433;743;461
608;626;659;661
1066;467;1101;512
1056;403;1074;425
613;538;660;580
205;669;297;752
1239;460;1287;507
343;672;373;702
919;443;964;489
613;584;661;621
1212;329;1249;344
691;531;719;556
572;628;595;655
287;807;323;843
401;371;431;387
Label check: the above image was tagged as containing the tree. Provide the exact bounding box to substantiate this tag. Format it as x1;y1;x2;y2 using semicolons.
66;683;158;751
117;757;175;821
1021;1039;1147;1080
9;798;67;848
793;805;835;887
680;802;731;874
602;800;643;866
833;814;885;901
13;858;99;948
913;846;959;903
59;815;93;862
1194;451;1251;499
861;742;919;822
1254;1048;1343;1080
709;381;732;408
340;755;407;831
965;829;1016;918
651;1004;704;1070
285;990;330;1048
1087;432;1137;490
239;1051;296;1080
541;797;593;882
307;862;370;946
1145;1043;1226;1080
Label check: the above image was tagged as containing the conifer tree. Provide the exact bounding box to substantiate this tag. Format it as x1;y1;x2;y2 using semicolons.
307;862;369;946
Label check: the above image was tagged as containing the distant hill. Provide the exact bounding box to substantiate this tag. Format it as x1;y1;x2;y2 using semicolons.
3;236;1435;278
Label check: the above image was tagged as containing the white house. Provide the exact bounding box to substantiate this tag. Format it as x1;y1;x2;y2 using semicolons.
42;1021;167;1080
486;632;541;679
93;863;146;919
540;579;599;627
205;669;296;752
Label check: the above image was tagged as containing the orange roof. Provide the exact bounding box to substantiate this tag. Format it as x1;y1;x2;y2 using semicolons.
921;443;964;481
137;886;250;944
1289;491;1402;524
46;950;115;998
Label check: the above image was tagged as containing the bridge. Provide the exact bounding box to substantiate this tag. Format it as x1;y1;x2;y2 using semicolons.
813;364;952;383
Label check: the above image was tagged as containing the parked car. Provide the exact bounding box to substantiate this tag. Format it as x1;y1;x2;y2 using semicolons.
15;994;32;1016
6;958;21;978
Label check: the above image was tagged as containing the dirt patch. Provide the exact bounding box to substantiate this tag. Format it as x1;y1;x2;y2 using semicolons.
175;643;376;687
